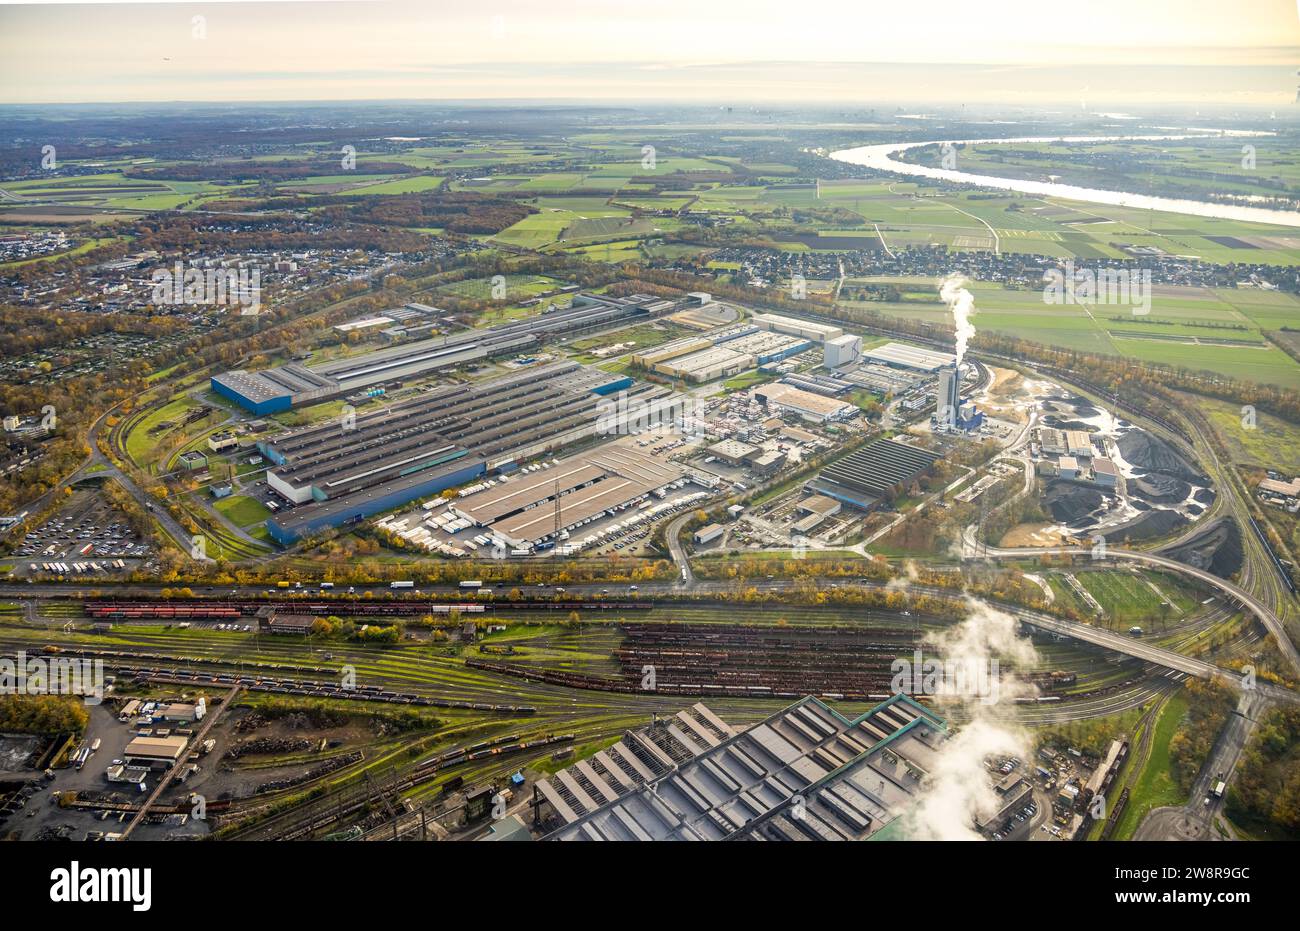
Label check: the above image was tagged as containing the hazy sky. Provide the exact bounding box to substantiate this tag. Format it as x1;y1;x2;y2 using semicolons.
2;0;1299;105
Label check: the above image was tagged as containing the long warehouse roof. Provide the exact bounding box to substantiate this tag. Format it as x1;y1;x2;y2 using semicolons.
543;695;946;841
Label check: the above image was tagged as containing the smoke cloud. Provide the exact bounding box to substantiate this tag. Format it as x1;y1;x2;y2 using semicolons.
885;559;920;593
940;273;977;364
902;597;1040;840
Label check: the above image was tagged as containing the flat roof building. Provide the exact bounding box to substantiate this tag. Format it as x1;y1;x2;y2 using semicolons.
447;445;685;549
1065;430;1094;457
755;383;856;423
124;735;189;766
1091;458;1118;487
708;439;760;465
813;438;941;510
694;523;725;545
863;342;957;373
658;345;754;383
751;313;843;343
538;695;947;841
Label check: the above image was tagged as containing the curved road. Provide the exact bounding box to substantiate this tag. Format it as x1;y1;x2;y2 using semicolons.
968;543;1300;679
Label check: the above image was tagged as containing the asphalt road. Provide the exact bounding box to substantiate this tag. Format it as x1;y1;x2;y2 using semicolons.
1133;689;1266;841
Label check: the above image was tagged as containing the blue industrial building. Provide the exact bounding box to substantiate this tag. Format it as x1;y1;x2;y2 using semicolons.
266;458;486;544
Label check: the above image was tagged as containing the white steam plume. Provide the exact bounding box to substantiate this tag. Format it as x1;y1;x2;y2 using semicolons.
902;597;1040;840
885;559;920;593
940;274;977;365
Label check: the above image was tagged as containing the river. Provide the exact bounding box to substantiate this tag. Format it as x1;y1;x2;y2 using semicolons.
829;134;1300;228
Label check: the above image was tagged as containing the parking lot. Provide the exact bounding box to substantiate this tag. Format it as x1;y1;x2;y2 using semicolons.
8;489;155;578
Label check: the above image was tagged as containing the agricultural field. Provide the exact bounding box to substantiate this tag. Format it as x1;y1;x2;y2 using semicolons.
1193;392;1300;474
841;279;1300;387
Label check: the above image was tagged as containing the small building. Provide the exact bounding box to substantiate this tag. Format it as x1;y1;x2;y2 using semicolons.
824;334;862;369
210;483;234;499
207;431;239;453
780;425;818;444
750;450;786;476
178;450;208;471
793;512;827;535
694;523;725;545
1058;456;1079;480
105;764;149;790
708;439;760;466
1065;430;1094;457
159;698;206;724
1038;428;1067;455
796;494;842;520
1091;458;1118;487
123;735;189;768
464;784;497;824
1056;783;1081;811
260;612;315;635
480;813;532;842
1260;476;1300;498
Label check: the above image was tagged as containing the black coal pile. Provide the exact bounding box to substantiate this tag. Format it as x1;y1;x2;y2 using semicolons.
1044;480;1105;522
1159;517;1243;580
1117;430;1206;483
1104;508;1188;543
1129;472;1191;504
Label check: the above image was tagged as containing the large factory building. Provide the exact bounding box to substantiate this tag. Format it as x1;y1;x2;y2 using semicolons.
260;362;667;543
213;292;673;414
535;694;947;841
812;437;941;510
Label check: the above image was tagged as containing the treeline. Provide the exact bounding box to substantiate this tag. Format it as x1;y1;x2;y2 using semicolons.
309;615;400;643
0;694;89;735
129;214;429;255
1167;678;1236;794
1228;704;1300;834
319;191;534;235
126;160;413;182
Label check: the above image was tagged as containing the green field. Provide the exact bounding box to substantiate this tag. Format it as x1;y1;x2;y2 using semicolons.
1112;692;1190;840
842;279;1300;388
213;494;273;528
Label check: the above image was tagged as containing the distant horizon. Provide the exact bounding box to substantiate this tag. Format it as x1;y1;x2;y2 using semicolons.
3;0;1299;106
